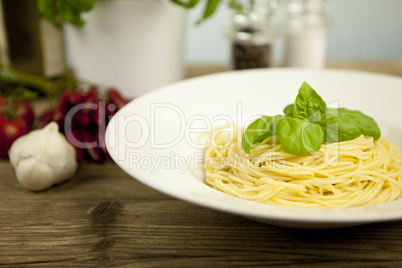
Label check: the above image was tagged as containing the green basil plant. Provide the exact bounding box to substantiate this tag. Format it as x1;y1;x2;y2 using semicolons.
37;0;227;27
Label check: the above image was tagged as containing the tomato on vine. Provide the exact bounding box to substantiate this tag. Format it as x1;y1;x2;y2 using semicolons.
0;96;34;158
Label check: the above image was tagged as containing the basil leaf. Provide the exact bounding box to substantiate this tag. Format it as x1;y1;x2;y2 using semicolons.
37;0;96;27
171;0;200;8
241;81;381;156
294;82;326;123
337;108;381;140
37;0;60;27
277;117;324;156
56;1;85;27
70;0;97;12
196;0;221;25
283;104;294;117
320;108;381;142
320;109;361;143
241;115;283;154
227;0;244;13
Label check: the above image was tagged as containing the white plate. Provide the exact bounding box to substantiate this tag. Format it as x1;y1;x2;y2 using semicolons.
106;68;402;229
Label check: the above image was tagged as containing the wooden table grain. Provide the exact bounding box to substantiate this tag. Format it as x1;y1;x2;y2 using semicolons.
2;62;402;267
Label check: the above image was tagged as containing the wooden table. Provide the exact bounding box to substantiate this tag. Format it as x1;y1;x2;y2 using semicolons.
2;62;402;267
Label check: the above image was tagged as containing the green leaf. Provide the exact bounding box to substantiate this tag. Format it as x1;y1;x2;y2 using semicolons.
56;1;85;27
283;103;294;117
338;108;381;140
227;0;244;13
171;0;200;8
320;108;381;142
277;117;324;156
37;0;96;27
240;81;381;156
294;82;327;123
320;108;361;143
196;0;221;25
70;0;97;12
11;87;39;101
37;0;61;27
241;115;283;154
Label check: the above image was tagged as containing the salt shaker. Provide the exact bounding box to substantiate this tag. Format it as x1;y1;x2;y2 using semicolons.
283;0;331;68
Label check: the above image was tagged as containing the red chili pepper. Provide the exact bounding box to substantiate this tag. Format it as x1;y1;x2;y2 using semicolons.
80;128;105;164
106;101;117;118
52;91;71;123
37;111;53;129
92;105;100;126
73;109;92;127
96;128;113;161
87;86;98;99
96;102;113;161
74;146;84;171
102;139;112;162
79;87;98;125
68;89;85;105
107;88;129;110
65;129;84;171
93;101;107;126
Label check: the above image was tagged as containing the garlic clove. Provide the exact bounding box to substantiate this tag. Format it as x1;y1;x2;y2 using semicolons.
32;123;77;183
16;158;55;191
9;122;78;191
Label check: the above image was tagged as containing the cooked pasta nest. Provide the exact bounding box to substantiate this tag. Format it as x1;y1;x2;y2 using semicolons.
204;127;402;208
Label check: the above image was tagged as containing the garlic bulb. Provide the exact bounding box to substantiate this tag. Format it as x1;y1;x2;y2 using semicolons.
9;122;78;191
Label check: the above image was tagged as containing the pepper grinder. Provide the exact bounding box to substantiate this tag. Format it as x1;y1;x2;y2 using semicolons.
226;0;279;70
283;0;331;68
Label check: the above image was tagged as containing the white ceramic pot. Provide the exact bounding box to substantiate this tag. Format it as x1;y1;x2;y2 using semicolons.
64;0;186;98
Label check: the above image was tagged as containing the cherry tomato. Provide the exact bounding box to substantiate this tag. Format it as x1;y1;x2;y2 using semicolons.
0;97;35;128
0;96;34;158
0;115;29;158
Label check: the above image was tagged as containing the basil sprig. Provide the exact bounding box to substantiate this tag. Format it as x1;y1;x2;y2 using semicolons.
37;0;97;27
39;0;222;28
319;108;381;143
241;82;381;156
241;115;284;154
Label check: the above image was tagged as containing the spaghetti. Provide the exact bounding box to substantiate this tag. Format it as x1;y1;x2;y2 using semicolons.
204;126;402;208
